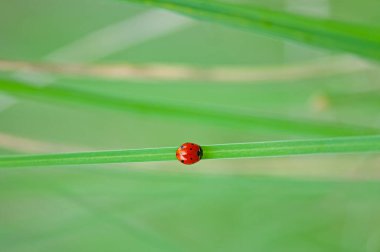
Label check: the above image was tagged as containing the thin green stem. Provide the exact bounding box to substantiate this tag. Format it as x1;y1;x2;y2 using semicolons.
124;0;380;61
1;79;379;137
0;135;379;168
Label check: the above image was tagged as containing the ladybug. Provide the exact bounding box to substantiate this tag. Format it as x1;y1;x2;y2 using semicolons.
176;142;203;165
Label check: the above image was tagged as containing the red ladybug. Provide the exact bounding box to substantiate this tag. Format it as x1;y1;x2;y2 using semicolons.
176;142;203;165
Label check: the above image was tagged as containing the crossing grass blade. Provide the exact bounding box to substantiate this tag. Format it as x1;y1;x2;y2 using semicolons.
0;135;379;167
123;0;380;61
1;78;380;137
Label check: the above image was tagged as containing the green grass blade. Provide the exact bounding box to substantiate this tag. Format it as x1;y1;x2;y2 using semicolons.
124;0;380;60
0;135;379;167
202;135;380;159
1;78;379;137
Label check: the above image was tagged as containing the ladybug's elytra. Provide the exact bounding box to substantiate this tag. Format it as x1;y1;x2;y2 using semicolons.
176;142;203;165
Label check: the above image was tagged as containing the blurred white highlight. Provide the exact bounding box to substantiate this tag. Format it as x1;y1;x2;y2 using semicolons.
286;0;330;18
0;93;17;112
284;0;330;61
0;132;88;154
45;9;193;63
3;9;193;108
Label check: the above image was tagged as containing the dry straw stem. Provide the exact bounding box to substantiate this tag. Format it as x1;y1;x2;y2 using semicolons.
0;55;374;82
0;135;379;168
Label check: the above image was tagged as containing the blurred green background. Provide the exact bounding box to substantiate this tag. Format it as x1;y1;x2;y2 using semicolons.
1;0;380;251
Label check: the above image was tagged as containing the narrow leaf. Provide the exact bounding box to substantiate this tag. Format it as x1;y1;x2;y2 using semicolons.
124;0;380;60
1;79;379;137
0;135;379;167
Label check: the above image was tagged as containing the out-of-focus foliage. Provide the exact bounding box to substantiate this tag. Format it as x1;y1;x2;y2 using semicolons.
0;0;380;251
